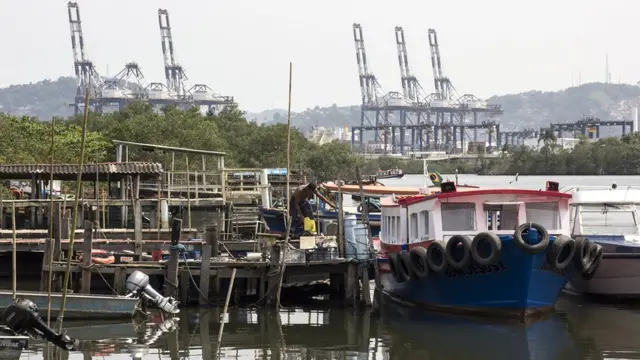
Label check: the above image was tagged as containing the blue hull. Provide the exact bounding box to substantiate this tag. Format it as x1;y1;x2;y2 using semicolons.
378;236;575;317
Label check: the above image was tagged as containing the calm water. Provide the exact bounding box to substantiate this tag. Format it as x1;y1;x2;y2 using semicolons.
21;298;640;360
22;175;640;360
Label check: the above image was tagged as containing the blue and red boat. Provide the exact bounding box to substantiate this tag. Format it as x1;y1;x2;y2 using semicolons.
376;181;604;319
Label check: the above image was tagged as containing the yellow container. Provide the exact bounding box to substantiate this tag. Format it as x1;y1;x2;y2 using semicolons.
303;217;316;233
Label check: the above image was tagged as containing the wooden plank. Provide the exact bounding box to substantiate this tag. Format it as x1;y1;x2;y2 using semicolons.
199;245;212;305
80;221;93;294
39;239;51;292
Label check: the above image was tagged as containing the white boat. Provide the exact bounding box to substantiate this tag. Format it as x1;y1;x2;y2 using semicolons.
562;185;640;298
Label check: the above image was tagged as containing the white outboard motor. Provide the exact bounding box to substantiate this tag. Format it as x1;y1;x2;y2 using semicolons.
125;271;180;314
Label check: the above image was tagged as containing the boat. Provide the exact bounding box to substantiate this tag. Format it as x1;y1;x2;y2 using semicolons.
561;185;640;298
376;180;604;319
374;168;404;179
0;328;28;359
0;291;140;320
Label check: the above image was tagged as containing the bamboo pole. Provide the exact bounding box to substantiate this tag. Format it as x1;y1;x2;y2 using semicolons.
277;62;293;308
214;268;237;360
57;89;90;325
46;117;56;326
11;202;17;299
186;155;191;230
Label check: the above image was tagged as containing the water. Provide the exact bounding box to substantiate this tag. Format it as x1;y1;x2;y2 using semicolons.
21;175;640;360
20;299;640;360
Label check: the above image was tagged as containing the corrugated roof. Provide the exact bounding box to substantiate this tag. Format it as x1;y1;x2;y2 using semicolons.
0;162;163;176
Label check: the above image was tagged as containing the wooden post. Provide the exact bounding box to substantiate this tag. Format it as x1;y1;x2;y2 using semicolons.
214;268;237;358
39;240;52;292
113;267;127;295
266;243;281;307
199;309;212;360
11;202;17;297
133;200;142;255
337;182;345;258
180;270;189;304
165;218;182;298
53;204;62;262
345;262;358;307
361;266;372;306
199;244;212;305
80;221;93;294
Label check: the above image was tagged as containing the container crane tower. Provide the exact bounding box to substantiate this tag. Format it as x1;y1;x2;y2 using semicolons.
157;9;188;101
67;1;102;115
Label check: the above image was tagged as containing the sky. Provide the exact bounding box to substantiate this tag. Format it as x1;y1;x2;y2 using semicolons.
1;0;638;113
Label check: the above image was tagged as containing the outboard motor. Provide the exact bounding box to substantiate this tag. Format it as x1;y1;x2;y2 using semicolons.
125;271;180;314
0;298;79;351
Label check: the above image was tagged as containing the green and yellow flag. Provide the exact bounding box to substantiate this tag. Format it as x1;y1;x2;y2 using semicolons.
427;167;444;187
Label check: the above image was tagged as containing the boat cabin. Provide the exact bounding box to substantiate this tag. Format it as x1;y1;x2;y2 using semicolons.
379;181;573;245
564;186;640;239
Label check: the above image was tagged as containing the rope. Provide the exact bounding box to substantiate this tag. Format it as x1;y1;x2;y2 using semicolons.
174;246;218;307
77;263;119;295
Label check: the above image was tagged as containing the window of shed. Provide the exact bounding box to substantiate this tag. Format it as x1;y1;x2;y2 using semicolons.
441;203;475;231
526;202;560;230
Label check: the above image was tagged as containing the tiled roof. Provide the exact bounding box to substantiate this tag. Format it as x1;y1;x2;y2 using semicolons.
0;162;163;176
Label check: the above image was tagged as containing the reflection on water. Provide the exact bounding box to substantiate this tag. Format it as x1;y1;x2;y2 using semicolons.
21;297;640;360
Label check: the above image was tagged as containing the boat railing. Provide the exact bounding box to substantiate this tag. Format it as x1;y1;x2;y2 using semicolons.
561;185;640;193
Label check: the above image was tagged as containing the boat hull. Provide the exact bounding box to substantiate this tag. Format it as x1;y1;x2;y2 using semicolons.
0;329;27;360
0;291;139;320
378;237;575;319
564;235;640;298
376;174;404;180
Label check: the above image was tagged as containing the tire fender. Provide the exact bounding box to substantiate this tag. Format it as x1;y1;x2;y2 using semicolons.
471;232;502;265
572;237;594;272
426;241;447;273
582;243;603;280
387;252;408;283
546;235;576;270
409;247;429;278
513;223;550;254
445;235;473;269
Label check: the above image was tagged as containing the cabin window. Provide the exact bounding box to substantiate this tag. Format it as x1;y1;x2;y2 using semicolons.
526;202;560;230
420;210;430;237
580;204;639;236
410;213;418;241
484;204;519;231
441;203;475;231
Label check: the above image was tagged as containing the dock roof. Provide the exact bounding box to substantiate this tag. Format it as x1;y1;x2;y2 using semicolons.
0;162;163;181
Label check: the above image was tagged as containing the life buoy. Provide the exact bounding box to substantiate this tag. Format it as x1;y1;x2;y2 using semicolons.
399;252;415;280
409;246;429;278
513;223;549;254
445;235;472;269
546;235;576;270
572;237;594;272
582;243;603;280
471;232;502;265
388;253;408;283
426;241;447;273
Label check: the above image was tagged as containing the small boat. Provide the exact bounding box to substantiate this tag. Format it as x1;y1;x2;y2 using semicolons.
0;291;140;320
0;328;28;359
562;185;640;298
376;180;604;319
374;168;404;179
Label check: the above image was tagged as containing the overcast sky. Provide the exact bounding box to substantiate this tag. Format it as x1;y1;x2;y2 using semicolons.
1;0;636;112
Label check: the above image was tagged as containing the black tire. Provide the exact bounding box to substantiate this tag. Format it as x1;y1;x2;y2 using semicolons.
572;237;594;272
426;241;447;273
471;232;502;265
445;235;472;269
513;223;550;254
546;235;576;270
388;253;408;283
398;252;413;281
409;247;429;278
582;243;603;280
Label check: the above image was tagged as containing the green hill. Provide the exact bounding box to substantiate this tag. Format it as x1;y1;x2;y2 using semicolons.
2;77;640;132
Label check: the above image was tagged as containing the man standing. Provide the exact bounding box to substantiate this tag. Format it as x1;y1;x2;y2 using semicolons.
290;183;336;226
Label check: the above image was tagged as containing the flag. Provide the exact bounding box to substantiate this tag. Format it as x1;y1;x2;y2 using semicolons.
427;167;444;187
